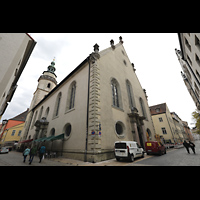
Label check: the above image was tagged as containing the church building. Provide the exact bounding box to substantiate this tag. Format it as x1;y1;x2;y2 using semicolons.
19;36;155;162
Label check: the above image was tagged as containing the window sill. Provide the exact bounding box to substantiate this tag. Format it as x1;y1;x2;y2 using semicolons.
65;108;75;114
111;105;124;112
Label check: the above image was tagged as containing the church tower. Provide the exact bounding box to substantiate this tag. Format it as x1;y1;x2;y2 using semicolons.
20;59;57;141
29;59;57;110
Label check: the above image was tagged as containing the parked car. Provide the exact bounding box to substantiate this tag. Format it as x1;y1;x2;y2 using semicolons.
0;147;9;154
115;141;144;162
145;141;166;156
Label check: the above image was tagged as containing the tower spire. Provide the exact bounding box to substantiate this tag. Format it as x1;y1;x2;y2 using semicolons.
47;58;56;74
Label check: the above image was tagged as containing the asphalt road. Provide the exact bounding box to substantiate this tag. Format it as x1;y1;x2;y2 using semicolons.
128;140;200;166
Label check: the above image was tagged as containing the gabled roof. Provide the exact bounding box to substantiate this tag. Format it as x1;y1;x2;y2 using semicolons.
9;109;28;121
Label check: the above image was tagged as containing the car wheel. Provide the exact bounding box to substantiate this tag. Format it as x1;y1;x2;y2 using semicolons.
129;154;134;162
116;157;120;161
141;152;144;158
164;149;166;154
159;150;162;156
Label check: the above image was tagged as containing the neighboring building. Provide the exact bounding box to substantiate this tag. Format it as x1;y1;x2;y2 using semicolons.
182;121;194;141
150;103;177;144
0;33;36;120
20;37;156;162
1;123;25;150
175;33;200;110
171;112;186;142
0;109;28;147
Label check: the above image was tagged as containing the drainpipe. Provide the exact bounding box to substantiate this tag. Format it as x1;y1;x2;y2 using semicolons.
84;56;91;162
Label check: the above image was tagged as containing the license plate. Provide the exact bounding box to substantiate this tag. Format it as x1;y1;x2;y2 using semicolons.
148;150;152;152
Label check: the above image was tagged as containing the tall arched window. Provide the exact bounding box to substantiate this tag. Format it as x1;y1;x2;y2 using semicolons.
54;92;62;117
126;80;136;109
111;78;122;108
44;107;50;119
31;110;38;129
66;81;76;111
139;97;148;120
38;106;43;120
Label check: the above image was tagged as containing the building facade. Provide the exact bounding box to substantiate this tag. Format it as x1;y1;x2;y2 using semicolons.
0;33;36;120
182;121;194;141
1;123;25;149
20;37;156;162
0;109;28;148
171;112;187;142
175;33;200;110
150;103;177;144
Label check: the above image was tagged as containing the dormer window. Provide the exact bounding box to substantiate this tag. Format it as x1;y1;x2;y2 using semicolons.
156;108;160;112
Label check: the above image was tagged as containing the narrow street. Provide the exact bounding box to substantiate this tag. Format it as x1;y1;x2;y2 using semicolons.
0;140;199;166
128;140;200;166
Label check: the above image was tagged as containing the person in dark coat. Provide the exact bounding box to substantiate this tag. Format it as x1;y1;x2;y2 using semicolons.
183;140;190;154
189;141;196;154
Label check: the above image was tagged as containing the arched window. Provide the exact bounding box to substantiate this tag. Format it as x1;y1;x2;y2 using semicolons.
139;97;148;120
47;83;51;88
50;128;55;136
38;106;43;120
44;107;50;119
111;78;122;108
54;92;62;117
66;81;76;111
31;110;38;129
126;80;136;109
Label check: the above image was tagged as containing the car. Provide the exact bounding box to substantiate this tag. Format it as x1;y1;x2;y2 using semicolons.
115;141;144;162
0;147;9;154
145;141;166;156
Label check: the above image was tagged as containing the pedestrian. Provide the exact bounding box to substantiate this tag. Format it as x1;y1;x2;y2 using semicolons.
39;145;46;163
183;140;190;154
23;146;30;163
29;145;37;165
189;141;196;154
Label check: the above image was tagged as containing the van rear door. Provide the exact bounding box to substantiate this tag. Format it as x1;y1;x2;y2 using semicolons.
115;142;128;157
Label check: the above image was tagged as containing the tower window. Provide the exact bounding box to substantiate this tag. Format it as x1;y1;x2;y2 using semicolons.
47;83;51;88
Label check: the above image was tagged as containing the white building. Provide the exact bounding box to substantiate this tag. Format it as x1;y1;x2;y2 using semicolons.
20;37;155;162
0;33;36;119
175;33;200;110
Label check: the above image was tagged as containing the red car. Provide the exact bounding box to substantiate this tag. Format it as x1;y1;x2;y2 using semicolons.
145;141;166;156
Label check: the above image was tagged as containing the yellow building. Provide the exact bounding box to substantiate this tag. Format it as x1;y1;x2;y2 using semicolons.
149;103;178;144
1;122;25;148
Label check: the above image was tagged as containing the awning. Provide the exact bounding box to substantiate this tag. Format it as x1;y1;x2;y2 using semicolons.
19;139;33;143
46;133;64;141
33;134;64;142
34;137;47;142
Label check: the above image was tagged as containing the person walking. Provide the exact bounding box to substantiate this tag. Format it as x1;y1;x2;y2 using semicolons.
39;145;46;163
23;146;30;163
189;141;196;154
29;145;37;165
183;140;190;154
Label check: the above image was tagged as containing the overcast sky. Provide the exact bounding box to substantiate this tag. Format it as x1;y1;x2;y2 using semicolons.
1;33;197;128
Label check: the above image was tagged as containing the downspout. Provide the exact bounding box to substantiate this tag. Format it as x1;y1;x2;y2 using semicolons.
84;56;90;162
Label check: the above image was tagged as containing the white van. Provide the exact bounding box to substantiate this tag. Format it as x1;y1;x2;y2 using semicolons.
115;141;144;162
